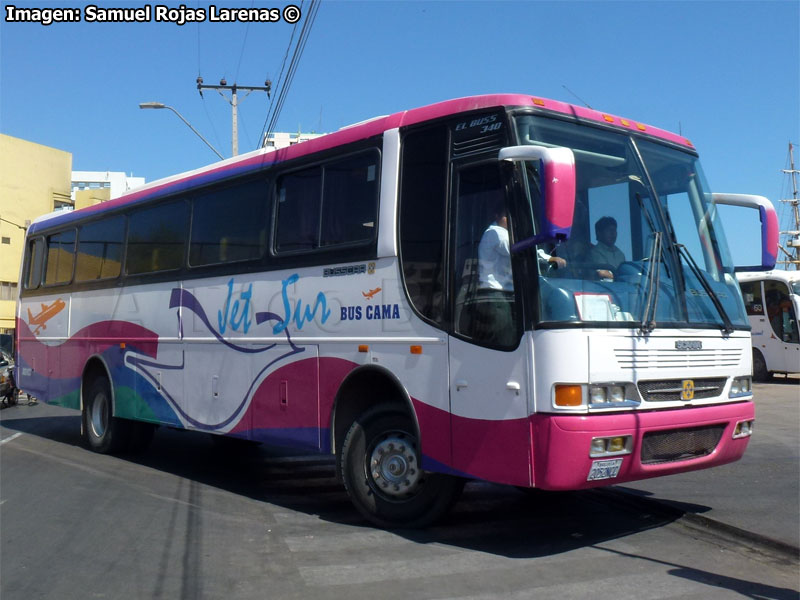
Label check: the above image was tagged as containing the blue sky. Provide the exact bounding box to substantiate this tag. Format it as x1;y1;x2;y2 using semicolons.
1;0;798;266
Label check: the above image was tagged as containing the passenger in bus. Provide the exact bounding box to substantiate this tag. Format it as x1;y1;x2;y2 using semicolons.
477;205;566;288
473;204;564;344
477;206;513;293
472;204;515;345
766;288;798;343
589;216;625;273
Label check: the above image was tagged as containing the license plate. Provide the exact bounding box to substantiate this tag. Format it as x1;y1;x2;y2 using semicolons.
587;458;623;481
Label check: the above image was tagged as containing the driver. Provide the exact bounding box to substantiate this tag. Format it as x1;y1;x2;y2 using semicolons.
589;216;625;270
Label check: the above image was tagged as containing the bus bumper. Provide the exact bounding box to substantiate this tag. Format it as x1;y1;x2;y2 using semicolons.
530;401;755;490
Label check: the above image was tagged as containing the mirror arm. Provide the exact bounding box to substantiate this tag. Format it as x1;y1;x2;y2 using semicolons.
712;193;778;271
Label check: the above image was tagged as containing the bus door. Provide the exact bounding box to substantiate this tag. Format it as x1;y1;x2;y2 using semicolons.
764;279;800;372
740;279;772;367
447;161;532;487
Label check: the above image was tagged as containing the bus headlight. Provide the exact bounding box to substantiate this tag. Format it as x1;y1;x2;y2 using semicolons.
588;384;635;408
590;386;607;404
730;377;752;398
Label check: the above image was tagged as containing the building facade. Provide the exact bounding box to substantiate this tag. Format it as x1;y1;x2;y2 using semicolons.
0;134;73;340
0;137;146;350
263;131;324;150
71;171;145;202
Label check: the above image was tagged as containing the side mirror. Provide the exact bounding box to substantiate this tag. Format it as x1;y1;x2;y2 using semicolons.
499;145;576;252
712;193;778;271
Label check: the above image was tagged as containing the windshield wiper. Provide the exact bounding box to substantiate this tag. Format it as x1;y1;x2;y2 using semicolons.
640;232;662;334
675;244;734;334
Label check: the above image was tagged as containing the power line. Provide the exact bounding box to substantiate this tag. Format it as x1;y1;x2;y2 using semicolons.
265;0;320;143
234;0;256;82
259;0;320;148
259;0;304;144
0;216;28;231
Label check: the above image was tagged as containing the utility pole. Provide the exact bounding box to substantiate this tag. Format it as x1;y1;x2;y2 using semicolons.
196;77;271;156
778;142;800;270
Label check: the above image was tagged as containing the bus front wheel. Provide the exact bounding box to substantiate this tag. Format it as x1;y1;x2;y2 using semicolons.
340;404;463;528
82;376;131;454
752;349;770;382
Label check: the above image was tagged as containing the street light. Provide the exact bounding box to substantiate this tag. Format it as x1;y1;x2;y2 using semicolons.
139;102;224;160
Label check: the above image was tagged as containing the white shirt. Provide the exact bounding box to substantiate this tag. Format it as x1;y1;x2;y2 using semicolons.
478;223;513;291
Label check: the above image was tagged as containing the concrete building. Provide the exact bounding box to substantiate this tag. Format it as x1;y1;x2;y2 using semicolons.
263;131;324;150
0;134;73;338
0;137;146;346
71;171;145;202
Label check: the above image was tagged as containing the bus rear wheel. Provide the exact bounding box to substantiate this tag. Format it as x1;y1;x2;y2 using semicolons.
82;376;131;454
340;404;463;528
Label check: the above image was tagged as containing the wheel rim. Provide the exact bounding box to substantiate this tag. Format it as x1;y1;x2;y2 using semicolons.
368;432;422;498
90;392;108;438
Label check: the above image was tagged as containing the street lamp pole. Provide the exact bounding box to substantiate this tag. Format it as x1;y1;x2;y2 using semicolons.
138;102;224;160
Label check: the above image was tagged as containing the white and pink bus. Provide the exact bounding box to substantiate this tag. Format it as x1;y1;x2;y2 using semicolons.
16;94;778;527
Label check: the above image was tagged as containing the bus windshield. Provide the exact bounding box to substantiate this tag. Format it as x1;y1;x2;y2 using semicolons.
514;115;747;329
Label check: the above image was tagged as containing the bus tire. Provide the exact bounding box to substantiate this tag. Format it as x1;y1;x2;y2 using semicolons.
752;349;770;382
340;404;464;528
82;375;131;454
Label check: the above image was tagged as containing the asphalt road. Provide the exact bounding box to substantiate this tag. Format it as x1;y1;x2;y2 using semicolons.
1;387;798;600
619;378;800;551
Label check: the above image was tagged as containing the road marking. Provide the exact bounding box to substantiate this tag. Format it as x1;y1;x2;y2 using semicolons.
0;432;23;445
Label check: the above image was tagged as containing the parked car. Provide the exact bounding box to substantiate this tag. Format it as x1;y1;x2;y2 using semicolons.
0;352;17;406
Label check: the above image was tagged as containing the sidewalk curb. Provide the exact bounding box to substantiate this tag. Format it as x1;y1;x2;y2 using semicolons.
597;488;800;564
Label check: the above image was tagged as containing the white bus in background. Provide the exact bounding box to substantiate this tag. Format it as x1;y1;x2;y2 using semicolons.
737;270;800;380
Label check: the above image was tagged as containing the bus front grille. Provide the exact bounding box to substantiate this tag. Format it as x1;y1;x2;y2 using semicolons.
641;425;725;465
615;348;742;369
638;378;727;402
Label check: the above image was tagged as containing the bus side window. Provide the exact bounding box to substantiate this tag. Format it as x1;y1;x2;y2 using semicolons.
24;238;45;289
320;153;379;247
275;167;322;253
190;180;268;266
76;216;125;281
740;281;764;316
399;125;448;327
126;201;187;275
44;230;76;286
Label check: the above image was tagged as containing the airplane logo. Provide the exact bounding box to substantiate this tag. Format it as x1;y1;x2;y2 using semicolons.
362;287;382;300
27;299;66;335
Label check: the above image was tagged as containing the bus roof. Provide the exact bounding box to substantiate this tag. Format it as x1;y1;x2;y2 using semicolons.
30;93;696;235
737;270;800;284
